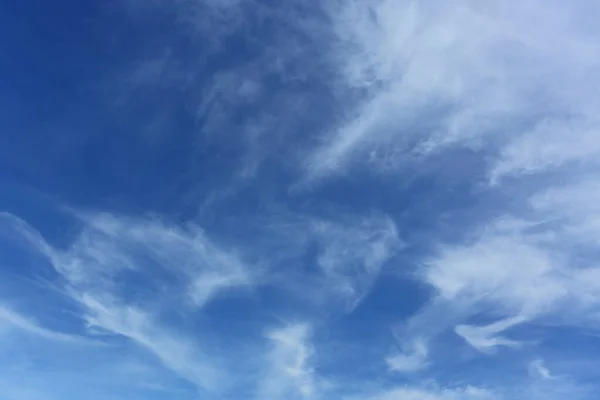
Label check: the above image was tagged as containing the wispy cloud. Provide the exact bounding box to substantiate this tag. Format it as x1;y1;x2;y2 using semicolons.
386;338;429;373
528;359;554;380
530;179;600;245
310;213;401;311
79;294;222;391
490;121;600;184
1;211;256;393
258;211;401;312
454;316;526;353
113;0;336;188
397;192;600;359
0;305;85;344
424;234;566;316
261;323;317;399
305;0;600;181
3;0;600;398
1;208;403;396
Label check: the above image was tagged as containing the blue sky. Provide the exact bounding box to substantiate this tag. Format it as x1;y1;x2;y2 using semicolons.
1;0;600;399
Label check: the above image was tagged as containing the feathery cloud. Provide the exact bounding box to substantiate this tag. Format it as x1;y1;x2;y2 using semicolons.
1;211;256;393
261;323;317;399
306;0;600;181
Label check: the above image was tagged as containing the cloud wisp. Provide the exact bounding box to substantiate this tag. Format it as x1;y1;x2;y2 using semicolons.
261;323;318;399
0;305;86;344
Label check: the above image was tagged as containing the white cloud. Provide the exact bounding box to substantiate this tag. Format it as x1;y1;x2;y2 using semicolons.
528;359;554;380
387;173;600;360
424;235;566;316
0;212;255;392
454;316;526;353
406;200;600;355
528;180;600;311
490;121;600;183
530;179;600;244
306;0;600;180
386;338;429;372
1;209;403;394
0;305;85;344
6;1;600;399
60;212;253;307
79;294;221;392
261;323;317;399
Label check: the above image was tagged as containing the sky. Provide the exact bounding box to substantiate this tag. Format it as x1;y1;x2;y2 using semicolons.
1;0;600;399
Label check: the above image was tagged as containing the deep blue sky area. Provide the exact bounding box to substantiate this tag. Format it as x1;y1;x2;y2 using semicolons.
1;1;600;399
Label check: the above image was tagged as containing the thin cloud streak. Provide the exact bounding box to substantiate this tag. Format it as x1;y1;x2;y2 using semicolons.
0;305;87;344
1;212;255;393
